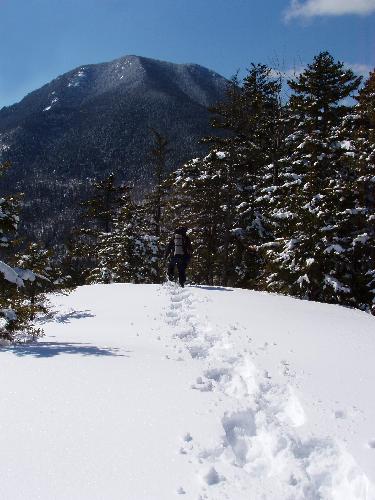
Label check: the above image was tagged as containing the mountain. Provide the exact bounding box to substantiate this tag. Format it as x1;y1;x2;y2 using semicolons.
0;55;227;245
1;282;374;499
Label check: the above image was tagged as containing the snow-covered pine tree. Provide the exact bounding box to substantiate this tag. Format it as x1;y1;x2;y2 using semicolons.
15;243;57;319
0;161;21;340
193;64;285;286
164;154;225;286
88;186;158;284
0;162;19;252
147;129;170;237
238;64;287;284
140;130;171;282
337;71;375;311
81;173;129;234
263;52;362;304
70;172;130;284
0;162;42;341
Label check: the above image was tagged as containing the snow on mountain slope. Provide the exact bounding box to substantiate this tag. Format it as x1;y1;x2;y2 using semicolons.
0;283;374;500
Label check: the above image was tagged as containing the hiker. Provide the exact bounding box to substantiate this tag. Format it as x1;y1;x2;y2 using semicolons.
165;227;192;287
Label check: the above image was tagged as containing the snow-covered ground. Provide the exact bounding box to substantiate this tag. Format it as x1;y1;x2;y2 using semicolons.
1;283;375;499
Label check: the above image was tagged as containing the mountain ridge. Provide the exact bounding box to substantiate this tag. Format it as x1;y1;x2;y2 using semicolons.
0;54;228;244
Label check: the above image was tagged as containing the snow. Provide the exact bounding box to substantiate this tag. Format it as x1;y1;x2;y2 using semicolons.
0;261;36;285
0;260;23;285
353;234;370;245
15;267;36;282
324;275;351;294
340;140;353;151
297;274;310;286
273;210;295;219
215;151;227;159
43;96;59;112
324;244;346;254
0;283;374;499
68;69;86;87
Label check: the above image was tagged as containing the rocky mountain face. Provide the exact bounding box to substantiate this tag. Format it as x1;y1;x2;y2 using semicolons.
0;55;227;245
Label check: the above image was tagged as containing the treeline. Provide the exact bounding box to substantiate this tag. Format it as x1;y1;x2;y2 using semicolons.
1;51;375;341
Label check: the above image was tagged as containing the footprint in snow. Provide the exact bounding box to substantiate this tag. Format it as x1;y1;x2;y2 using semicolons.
179;433;194;455
333;409;346;419
203;466;224;485
191;377;213;392
184;432;193;442
368;440;375;449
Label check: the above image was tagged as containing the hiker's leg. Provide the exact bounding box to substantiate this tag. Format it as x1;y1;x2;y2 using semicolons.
167;257;176;281
177;257;187;287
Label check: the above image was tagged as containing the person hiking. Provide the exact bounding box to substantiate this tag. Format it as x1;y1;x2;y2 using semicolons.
165;227;192;287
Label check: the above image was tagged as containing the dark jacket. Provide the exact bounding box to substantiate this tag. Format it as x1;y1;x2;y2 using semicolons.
165;231;192;259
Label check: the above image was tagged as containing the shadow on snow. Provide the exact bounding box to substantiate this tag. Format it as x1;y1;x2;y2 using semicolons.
190;285;234;292
38;309;95;325
3;342;129;358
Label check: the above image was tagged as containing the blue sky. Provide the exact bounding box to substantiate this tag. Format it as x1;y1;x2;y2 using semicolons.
0;0;374;107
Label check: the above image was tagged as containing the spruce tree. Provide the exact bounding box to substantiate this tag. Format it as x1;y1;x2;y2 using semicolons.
148;129;170;237
15;243;56;319
0;163;43;341
337;71;375;311
88;186;158;284
0;162;19;251
164;155;224;285
70;173;130;284
141;130;171;282
177;64;285;287
264;52;362;304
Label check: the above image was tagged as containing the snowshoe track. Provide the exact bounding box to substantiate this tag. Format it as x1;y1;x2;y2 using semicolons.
165;283;374;500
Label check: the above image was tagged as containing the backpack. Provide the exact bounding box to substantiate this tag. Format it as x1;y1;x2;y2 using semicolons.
174;234;185;256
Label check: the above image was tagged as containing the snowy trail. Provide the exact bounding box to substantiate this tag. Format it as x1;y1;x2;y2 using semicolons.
164;283;375;499
1;283;375;499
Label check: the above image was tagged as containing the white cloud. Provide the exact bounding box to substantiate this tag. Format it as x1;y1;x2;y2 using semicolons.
346;63;373;76
286;0;375;19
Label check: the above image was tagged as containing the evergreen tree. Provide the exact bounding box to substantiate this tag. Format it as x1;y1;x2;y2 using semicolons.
165;64;284;287
15;243;57;319
0;163;43;341
165;153;227;286
148;129;170;237
0;161;19;252
69;172;130;284
264;52;362;304
81;173;128;233
141;130;171;282
337;71;375;311
88;186;158;284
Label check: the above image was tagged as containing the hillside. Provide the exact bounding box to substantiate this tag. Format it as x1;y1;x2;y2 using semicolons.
0;55;227;244
1;283;374;499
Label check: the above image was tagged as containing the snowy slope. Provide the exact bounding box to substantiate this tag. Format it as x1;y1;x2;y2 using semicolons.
0;283;374;500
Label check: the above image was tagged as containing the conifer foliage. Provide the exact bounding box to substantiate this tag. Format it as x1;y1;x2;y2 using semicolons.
72;172;158;286
0;163;43;341
88;185;158;284
264;52;362;305
340;71;375;310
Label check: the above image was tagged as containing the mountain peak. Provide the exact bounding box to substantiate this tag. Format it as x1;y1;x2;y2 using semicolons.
0;55;227;244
